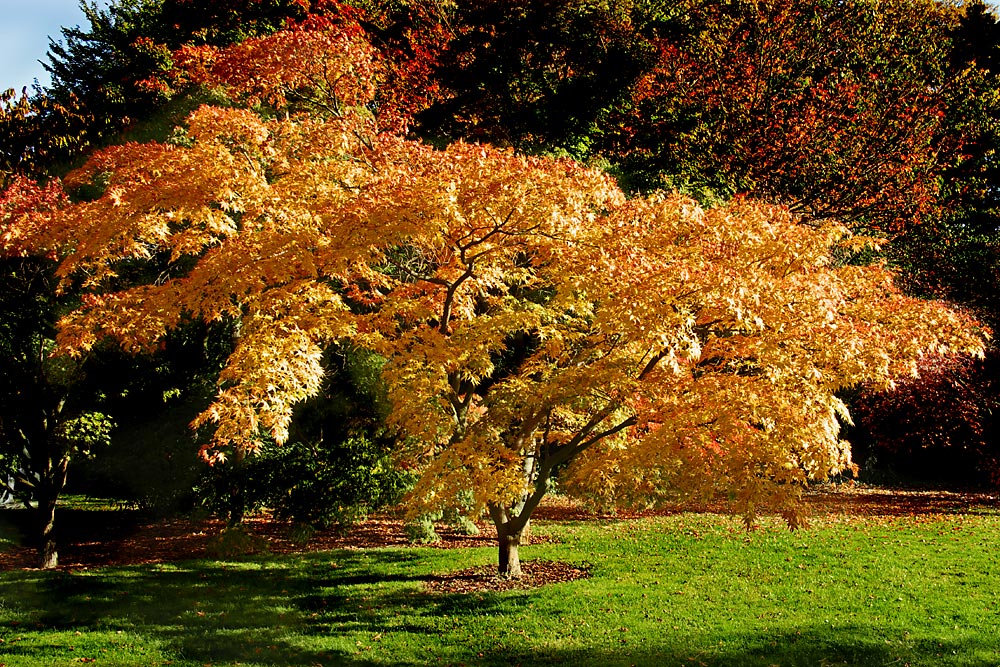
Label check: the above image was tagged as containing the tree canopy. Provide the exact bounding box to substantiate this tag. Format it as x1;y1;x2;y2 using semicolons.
19;88;984;573
2;0;997;575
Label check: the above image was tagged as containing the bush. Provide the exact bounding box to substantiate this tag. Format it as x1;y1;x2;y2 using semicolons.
403;496;481;544
850;352;999;487
403;515;440;544
205;524;270;559
195;433;411;531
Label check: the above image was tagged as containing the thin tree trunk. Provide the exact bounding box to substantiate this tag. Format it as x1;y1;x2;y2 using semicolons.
34;454;69;569
228;446;248;526
38;495;59;569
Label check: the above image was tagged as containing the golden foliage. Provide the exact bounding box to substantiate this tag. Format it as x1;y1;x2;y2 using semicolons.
34;102;987;519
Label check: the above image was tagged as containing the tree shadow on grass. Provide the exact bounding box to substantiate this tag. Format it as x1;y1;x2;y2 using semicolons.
0;549;480;665
524;628;1000;667
1;550;997;667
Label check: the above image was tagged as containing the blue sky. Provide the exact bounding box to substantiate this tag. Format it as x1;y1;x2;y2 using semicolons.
0;0;110;92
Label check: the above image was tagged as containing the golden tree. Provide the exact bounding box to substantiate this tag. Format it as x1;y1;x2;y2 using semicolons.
30;94;985;575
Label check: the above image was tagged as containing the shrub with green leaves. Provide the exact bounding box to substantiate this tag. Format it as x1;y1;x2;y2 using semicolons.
195;433;410;531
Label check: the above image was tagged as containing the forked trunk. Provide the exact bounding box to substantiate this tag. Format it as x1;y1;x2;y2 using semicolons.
487;448;552;578
33;452;70;570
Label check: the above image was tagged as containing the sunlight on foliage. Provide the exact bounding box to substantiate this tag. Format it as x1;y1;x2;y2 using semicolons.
3;10;988;574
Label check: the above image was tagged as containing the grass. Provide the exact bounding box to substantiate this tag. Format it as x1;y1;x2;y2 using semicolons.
1;507;999;666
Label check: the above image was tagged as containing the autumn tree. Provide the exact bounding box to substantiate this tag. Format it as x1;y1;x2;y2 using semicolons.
21;11;988;574
18;75;981;575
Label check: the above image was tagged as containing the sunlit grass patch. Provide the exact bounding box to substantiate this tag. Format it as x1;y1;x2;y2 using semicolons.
0;508;998;666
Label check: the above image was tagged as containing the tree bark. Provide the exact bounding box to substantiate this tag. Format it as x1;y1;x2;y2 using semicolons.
491;503;532;578
496;520;525;579
32;452;69;569
227;446;248;526
38;495;59;569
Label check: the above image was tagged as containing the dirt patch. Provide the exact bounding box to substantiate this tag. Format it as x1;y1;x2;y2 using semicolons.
424;559;591;594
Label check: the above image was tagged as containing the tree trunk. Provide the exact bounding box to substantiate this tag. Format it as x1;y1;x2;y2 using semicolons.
497;524;522;578
227;446;248;526
33;453;69;570
37;495;59;569
488;449;554;578
494;513;530;579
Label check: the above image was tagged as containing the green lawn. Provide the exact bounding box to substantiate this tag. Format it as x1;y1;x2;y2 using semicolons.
1;507;999;666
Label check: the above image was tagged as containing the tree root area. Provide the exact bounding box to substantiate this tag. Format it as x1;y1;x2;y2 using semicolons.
424;559;591;594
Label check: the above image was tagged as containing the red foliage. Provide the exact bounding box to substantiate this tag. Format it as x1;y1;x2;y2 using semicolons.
357;1;452;134
173;13;378;113
169;2;449;133
0;176;68;258
853;353;1000;484
607;0;960;231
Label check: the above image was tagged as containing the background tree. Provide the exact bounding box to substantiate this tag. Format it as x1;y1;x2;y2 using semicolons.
414;0;651;157
0;177;116;568
1;87;93;184
851;1;1000;483
604;0;963;230
1;0;312;182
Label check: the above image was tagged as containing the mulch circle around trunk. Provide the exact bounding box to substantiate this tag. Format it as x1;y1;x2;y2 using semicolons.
423;559;592;594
